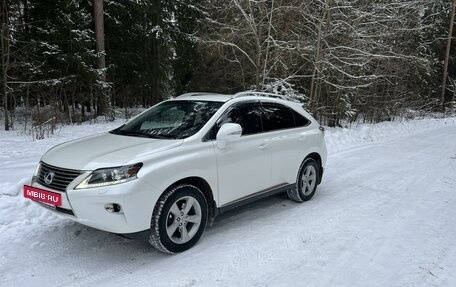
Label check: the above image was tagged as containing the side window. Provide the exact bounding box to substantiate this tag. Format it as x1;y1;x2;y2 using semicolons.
292;110;311;127
220;103;263;136
261;103;295;132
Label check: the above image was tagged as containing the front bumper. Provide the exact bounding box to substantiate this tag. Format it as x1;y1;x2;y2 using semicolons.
32;178;160;234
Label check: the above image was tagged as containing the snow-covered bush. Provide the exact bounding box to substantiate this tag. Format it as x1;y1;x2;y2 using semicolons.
260;79;308;104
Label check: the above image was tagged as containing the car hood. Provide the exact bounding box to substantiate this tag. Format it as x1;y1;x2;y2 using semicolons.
41;132;183;170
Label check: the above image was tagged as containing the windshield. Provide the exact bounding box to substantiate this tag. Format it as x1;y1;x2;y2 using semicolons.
111;100;223;139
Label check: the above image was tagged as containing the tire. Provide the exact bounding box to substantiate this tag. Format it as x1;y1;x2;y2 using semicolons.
287;158;319;203
149;184;208;254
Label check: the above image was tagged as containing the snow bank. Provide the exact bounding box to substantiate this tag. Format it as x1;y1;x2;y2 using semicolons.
0;120;124;196
325;117;456;154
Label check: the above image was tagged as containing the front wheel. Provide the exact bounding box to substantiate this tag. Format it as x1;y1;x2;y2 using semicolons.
287;158;319;202
149;184;208;254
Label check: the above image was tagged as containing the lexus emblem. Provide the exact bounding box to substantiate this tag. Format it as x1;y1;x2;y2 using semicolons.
44;172;55;185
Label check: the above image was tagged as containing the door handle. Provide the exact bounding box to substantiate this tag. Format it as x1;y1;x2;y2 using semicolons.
258;142;269;150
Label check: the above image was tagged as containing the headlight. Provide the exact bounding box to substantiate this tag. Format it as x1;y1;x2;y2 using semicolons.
75;163;143;189
31;163;41;184
33;163;41;176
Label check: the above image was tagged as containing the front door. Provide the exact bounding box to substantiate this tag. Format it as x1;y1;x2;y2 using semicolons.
214;102;271;206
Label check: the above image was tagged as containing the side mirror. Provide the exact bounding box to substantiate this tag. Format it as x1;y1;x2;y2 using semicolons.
216;123;242;149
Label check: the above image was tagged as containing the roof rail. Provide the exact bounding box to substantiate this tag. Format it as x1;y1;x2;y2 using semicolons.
176;92;221;98
232;91;286;100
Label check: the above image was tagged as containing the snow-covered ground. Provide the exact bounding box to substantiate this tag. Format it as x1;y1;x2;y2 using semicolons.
1;117;456;286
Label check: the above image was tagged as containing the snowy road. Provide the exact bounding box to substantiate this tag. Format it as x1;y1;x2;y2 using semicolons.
1;119;456;286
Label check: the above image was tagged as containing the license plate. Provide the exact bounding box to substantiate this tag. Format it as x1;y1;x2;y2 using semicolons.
23;185;62;207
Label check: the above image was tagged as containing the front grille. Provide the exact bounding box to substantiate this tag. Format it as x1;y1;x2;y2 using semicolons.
38;162;82;192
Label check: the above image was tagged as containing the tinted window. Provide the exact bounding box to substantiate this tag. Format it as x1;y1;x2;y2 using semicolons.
261;103;295;132
111;100;223;139
292;110;311;127
220;103;263;136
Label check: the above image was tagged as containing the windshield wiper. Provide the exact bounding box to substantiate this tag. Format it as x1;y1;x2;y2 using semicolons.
114;129;178;139
148;134;178;139
115;130;154;138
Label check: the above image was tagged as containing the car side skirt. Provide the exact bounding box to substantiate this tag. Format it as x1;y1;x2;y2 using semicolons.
215;183;295;216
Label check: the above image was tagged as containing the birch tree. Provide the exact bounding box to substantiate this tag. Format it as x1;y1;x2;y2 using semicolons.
199;0;310;91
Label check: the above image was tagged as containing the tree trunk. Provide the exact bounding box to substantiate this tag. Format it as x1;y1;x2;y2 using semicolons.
441;0;456;113
1;0;10;130
93;0;108;116
261;0;274;89
151;36;161;105
309;0;331;107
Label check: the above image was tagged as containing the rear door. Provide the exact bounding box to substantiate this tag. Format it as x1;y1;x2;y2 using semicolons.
260;102;312;186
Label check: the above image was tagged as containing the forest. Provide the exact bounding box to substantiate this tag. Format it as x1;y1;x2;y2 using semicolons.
1;0;455;131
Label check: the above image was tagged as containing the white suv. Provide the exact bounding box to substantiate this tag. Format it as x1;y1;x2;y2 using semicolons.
24;92;327;253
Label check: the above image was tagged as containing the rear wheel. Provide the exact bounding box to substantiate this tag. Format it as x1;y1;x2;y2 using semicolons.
287;158;319;202
149;184;208;254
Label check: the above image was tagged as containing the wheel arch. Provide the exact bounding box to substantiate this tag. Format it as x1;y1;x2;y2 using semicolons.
305;152;323;184
166;177;216;222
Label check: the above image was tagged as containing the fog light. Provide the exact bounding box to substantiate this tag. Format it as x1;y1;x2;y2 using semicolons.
104;203;122;213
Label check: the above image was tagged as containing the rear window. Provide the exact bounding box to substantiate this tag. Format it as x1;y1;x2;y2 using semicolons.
261;103;295;132
292;109;311;127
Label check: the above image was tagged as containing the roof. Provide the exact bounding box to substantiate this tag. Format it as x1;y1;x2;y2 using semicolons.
174;93;232;102
173;91;298;104
170;91;310;119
